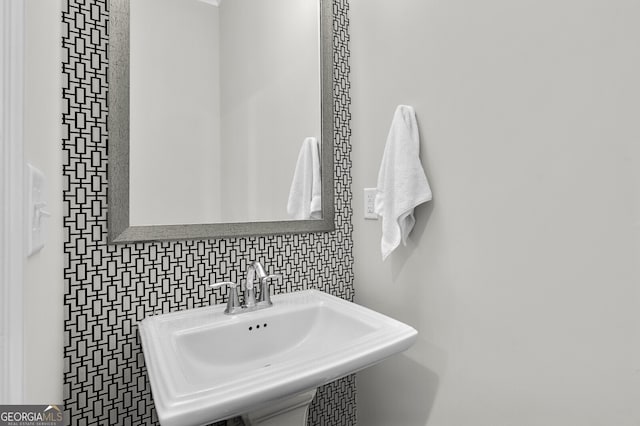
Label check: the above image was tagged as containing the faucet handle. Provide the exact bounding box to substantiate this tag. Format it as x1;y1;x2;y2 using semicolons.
258;274;282;306
210;281;242;314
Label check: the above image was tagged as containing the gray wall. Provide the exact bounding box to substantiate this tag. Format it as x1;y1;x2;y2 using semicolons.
351;0;640;425
62;0;354;425
23;0;64;404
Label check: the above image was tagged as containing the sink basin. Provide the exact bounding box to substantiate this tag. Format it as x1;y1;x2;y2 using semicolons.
139;289;417;426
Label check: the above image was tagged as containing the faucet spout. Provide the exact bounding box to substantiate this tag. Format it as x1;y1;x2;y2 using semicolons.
246;261;267;290
245;261;267;307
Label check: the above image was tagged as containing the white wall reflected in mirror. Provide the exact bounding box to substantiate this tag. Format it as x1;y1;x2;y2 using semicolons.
129;0;320;226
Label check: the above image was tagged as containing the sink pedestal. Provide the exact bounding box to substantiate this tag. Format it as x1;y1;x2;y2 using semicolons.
241;389;317;426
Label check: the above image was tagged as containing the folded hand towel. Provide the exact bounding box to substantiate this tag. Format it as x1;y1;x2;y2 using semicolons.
375;105;432;260
287;137;322;220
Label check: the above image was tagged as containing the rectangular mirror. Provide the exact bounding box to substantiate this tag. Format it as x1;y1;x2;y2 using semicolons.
108;0;335;243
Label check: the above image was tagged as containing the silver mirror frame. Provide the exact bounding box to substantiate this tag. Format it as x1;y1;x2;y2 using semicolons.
107;0;335;243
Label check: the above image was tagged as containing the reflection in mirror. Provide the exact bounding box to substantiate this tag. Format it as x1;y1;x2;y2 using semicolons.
130;0;320;226
107;0;334;243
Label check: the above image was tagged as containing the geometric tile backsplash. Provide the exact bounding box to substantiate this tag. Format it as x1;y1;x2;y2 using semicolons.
62;0;354;424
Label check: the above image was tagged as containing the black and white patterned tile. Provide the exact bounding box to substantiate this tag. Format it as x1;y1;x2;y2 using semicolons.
62;0;353;424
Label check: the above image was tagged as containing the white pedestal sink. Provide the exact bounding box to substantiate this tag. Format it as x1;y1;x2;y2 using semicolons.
241;388;316;426
138;289;417;426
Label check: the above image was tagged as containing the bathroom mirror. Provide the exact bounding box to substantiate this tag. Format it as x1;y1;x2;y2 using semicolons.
108;0;334;243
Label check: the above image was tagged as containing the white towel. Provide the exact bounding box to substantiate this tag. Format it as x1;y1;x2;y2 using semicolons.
287;137;322;220
375;105;432;260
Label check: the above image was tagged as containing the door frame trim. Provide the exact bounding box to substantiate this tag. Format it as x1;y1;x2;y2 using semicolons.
0;0;25;404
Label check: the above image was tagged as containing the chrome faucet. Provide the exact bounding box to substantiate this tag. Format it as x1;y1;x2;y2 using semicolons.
244;261;267;308
210;261;282;315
